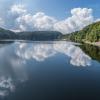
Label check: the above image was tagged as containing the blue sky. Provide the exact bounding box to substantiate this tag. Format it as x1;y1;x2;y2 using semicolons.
18;0;100;19
0;0;100;33
0;0;100;19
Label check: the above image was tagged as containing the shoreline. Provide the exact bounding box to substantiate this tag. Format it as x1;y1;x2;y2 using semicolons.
83;41;100;47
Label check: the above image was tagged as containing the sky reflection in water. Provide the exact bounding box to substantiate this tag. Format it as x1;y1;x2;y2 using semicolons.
0;41;94;98
15;41;91;66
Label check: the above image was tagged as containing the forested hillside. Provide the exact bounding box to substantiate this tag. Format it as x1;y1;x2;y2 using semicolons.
62;21;100;42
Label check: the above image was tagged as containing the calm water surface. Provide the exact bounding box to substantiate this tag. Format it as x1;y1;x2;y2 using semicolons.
0;41;100;100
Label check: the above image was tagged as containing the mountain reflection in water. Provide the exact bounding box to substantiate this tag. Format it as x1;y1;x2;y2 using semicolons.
0;41;100;99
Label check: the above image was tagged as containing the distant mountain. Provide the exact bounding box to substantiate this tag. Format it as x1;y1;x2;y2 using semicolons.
62;21;100;42
0;28;16;39
17;31;62;41
0;28;62;41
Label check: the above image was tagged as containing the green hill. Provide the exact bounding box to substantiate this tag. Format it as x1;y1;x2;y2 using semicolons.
62;21;100;42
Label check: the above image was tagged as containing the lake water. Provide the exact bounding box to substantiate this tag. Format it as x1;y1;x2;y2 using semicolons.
0;41;100;100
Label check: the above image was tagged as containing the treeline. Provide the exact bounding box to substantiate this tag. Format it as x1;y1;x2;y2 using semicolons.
17;31;62;41
0;28;62;41
62;21;100;42
0;28;16;39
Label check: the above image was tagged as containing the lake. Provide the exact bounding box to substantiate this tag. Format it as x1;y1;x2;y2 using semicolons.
0;41;100;100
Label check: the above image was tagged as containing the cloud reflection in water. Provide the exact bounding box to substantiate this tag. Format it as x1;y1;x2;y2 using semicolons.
16;42;56;61
15;41;91;67
0;41;91;97
0;77;15;97
0;44;28;97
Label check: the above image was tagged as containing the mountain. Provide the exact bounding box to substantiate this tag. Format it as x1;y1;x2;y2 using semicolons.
62;21;100;42
0;28;16;39
0;28;62;41
17;31;62;41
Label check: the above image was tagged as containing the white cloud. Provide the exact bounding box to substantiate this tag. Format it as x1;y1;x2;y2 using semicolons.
95;18;100;22
6;4;57;31
16;12;57;31
10;4;27;16
7;4;94;34
5;4;27;30
54;8;93;34
33;12;57;31
0;18;4;27
16;14;35;31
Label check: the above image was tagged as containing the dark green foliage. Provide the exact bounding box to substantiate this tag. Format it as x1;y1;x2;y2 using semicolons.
79;44;100;62
63;21;100;42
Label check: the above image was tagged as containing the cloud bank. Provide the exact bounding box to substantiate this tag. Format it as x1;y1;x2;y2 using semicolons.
16;12;57;31
0;4;95;34
54;8;93;34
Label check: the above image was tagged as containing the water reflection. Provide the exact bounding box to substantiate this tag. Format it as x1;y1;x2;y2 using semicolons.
0;77;15;97
0;41;100;98
0;43;28;97
0;41;100;99
15;42;56;62
79;43;100;62
15;41;91;67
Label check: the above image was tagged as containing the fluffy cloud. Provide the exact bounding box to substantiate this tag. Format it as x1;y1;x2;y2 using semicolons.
16;12;57;31
54;8;93;34
95;18;100;22
6;4;27;31
10;4;27;16
8;4;57;31
0;17;4;27
33;12;57;31
6;4;94;34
